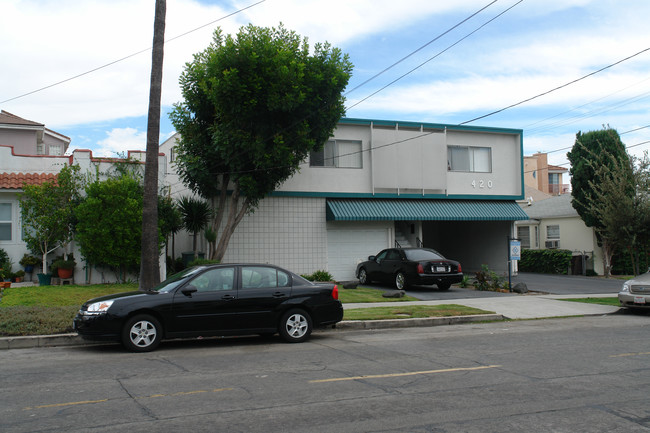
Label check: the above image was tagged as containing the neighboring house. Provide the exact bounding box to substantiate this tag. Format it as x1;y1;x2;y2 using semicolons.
524;152;569;196
516;194;604;275
161;118;529;281
0;111;167;284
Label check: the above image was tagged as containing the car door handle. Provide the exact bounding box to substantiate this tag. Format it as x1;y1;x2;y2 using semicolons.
221;294;236;300
272;292;287;298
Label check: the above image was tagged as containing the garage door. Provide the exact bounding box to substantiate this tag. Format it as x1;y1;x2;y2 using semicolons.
327;228;389;281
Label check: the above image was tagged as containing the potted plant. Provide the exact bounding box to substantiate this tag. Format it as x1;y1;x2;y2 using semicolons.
52;257;76;279
19;254;40;274
14;270;25;283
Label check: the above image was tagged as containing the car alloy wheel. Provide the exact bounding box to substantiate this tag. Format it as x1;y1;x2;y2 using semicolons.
395;272;407;290
279;309;312;343
358;268;368;284
122;315;162;352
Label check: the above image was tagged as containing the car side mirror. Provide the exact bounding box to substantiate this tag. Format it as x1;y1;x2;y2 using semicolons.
369;255;376;261
181;286;198;297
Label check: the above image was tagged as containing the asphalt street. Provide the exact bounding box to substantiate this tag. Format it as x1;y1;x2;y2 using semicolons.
2;315;649;432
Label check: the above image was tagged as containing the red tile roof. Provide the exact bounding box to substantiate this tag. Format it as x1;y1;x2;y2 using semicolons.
0;172;58;189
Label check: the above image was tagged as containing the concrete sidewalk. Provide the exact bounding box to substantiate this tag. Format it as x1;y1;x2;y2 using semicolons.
0;293;622;350
343;293;621;320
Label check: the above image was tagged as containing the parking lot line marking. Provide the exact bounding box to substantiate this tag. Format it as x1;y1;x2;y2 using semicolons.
309;365;501;383
610;351;650;358
23;388;234;411
24;399;109;410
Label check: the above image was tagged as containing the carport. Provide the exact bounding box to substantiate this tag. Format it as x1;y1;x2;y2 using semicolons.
325;198;530;280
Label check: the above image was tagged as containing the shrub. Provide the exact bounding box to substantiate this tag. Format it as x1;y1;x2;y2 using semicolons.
301;270;334;282
187;258;220;267
519;249;572;274
473;264;506;291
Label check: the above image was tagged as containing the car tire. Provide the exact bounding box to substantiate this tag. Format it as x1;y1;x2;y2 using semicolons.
122;314;162;352
279;309;312;343
437;282;451;290
395;272;408;290
358;267;369;284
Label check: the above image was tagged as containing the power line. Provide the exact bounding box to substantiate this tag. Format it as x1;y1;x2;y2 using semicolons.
459;46;650;125
0;0;267;104
347;0;523;111
344;0;497;96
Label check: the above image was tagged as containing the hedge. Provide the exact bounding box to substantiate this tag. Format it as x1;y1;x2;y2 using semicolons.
519;249;572;274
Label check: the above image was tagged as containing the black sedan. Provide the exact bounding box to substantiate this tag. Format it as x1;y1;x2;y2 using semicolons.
74;264;343;352
356;248;463;290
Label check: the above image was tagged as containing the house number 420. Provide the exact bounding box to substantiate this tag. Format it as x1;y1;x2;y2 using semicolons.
471;180;493;188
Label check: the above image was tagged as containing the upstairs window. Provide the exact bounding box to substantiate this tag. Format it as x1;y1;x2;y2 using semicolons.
447;146;492;172
310;140;362;168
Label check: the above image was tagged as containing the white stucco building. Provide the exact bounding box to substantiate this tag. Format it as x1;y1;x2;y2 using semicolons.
0;111;167;284
162;118;529;281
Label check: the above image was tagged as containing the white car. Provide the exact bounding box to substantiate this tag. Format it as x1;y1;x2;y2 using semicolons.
618;272;650;309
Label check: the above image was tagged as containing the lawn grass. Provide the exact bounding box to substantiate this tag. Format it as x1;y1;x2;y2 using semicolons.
343;304;494;321
560;297;621;306
338;286;419;303
0;283;136;336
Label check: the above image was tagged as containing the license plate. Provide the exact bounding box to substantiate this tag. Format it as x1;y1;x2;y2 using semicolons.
435;266;446;272
634;296;646;304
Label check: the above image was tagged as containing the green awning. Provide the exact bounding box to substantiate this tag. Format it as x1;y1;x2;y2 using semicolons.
326;199;529;221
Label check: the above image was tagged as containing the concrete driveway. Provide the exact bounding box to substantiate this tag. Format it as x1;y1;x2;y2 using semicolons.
364;272;624;301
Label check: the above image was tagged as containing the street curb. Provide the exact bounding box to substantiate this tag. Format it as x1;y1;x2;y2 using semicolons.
333;314;504;330
0;314;505;350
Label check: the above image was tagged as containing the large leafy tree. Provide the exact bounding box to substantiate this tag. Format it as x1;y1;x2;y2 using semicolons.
170;24;352;261
585;152;650;275
567;128;633;276
75;176;146;283
19;165;83;274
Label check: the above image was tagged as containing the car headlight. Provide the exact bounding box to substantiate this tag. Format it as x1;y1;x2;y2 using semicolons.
86;300;114;314
621;283;630;293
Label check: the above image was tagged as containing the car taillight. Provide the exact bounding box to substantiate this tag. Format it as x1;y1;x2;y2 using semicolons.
458;263;462;272
332;285;339;300
417;263;424;274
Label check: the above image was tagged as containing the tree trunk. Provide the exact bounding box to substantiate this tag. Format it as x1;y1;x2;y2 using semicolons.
213;186;250;262
140;0;166;290
601;238;614;278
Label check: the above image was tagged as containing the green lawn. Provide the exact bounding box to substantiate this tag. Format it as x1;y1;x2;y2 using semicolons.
343;304;493;320
560;297;620;306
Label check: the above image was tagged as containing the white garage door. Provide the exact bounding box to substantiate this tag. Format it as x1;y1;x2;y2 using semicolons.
327;228;389;281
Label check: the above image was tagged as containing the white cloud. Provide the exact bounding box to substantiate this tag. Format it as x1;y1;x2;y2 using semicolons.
91;127;147;157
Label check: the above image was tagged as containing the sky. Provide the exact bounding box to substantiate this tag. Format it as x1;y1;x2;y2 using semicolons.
2;0;650;169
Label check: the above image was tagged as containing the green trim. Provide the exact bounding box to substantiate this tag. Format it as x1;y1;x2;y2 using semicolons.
339;117;524;135
270;191;524;200
326;198;530;221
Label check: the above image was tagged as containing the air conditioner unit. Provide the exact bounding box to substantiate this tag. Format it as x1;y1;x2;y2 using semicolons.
545;240;560;249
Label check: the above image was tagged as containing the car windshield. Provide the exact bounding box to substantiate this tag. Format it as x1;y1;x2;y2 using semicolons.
149;267;205;293
404;249;444;261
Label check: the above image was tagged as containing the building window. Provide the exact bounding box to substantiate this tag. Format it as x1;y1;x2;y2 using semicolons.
547;225;560;239
49;144;63;156
0;203;12;241
310;140;362;168
447;146;491;172
517;226;530;249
